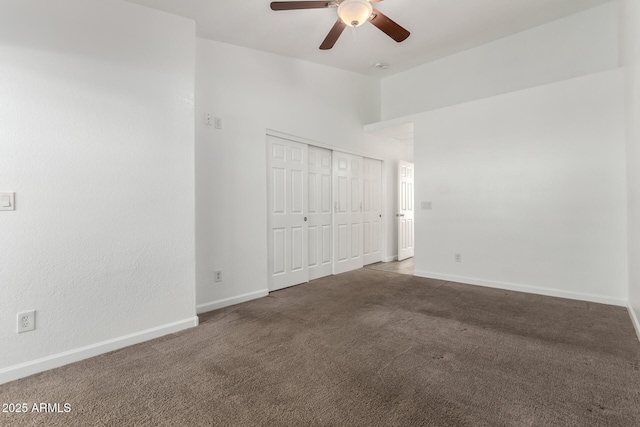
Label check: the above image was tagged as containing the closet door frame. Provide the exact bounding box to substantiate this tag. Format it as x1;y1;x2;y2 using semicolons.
266;130;387;283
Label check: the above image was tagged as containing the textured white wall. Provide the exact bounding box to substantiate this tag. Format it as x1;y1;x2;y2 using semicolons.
412;69;627;305
622;0;640;335
0;0;196;376
195;39;405;311
381;2;620;120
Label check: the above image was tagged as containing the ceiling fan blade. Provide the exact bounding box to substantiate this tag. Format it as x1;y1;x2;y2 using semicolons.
369;8;410;42
320;18;346;50
270;1;332;10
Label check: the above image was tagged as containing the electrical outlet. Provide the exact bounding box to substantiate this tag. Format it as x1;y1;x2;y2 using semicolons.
214;270;222;282
17;310;35;333
455;253;462;263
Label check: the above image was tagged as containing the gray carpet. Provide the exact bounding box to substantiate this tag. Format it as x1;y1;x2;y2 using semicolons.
1;269;640;426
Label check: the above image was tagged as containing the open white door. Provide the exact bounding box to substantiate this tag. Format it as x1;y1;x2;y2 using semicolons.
308;146;332;280
363;158;382;265
267;135;308;291
333;151;363;274
397;160;414;261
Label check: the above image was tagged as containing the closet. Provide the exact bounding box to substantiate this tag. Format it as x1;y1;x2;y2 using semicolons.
267;135;382;291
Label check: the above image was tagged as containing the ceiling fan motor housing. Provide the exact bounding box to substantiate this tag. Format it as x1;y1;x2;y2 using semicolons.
338;0;373;28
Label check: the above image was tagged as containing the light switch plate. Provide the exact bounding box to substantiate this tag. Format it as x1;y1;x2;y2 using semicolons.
0;192;15;211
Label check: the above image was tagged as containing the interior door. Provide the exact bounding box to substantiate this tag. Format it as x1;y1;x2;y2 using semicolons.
267;135;308;291
308;146;332;280
363;158;382;265
397;160;414;261
333;151;363;274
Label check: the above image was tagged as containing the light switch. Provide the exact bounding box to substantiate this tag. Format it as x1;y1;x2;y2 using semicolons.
0;192;15;211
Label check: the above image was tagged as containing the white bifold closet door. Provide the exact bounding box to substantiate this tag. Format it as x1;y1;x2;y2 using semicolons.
267;135;308;291
307;146;333;280
333;151;364;274
362;158;382;265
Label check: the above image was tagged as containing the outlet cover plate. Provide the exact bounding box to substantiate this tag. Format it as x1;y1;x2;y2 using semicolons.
17;310;35;333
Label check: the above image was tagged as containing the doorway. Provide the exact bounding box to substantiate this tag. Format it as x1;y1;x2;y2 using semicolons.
397;160;415;261
362;122;415;264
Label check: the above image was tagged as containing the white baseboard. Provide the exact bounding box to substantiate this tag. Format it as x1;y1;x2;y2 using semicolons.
413;270;627;307
0;316;199;386
628;303;640;342
196;289;268;314
382;255;397;263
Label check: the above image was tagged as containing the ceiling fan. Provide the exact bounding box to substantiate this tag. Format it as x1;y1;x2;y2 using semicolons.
270;0;410;50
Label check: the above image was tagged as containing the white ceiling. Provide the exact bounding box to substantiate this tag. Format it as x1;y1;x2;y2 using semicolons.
125;0;611;77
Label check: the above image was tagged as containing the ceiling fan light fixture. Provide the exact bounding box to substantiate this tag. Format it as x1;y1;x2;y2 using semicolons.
337;0;373;28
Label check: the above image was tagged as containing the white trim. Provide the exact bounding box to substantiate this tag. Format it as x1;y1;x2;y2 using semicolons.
413;270;627;307
0;317;199;385
628;304;640;342
382;255;397;262
196;289;268;314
